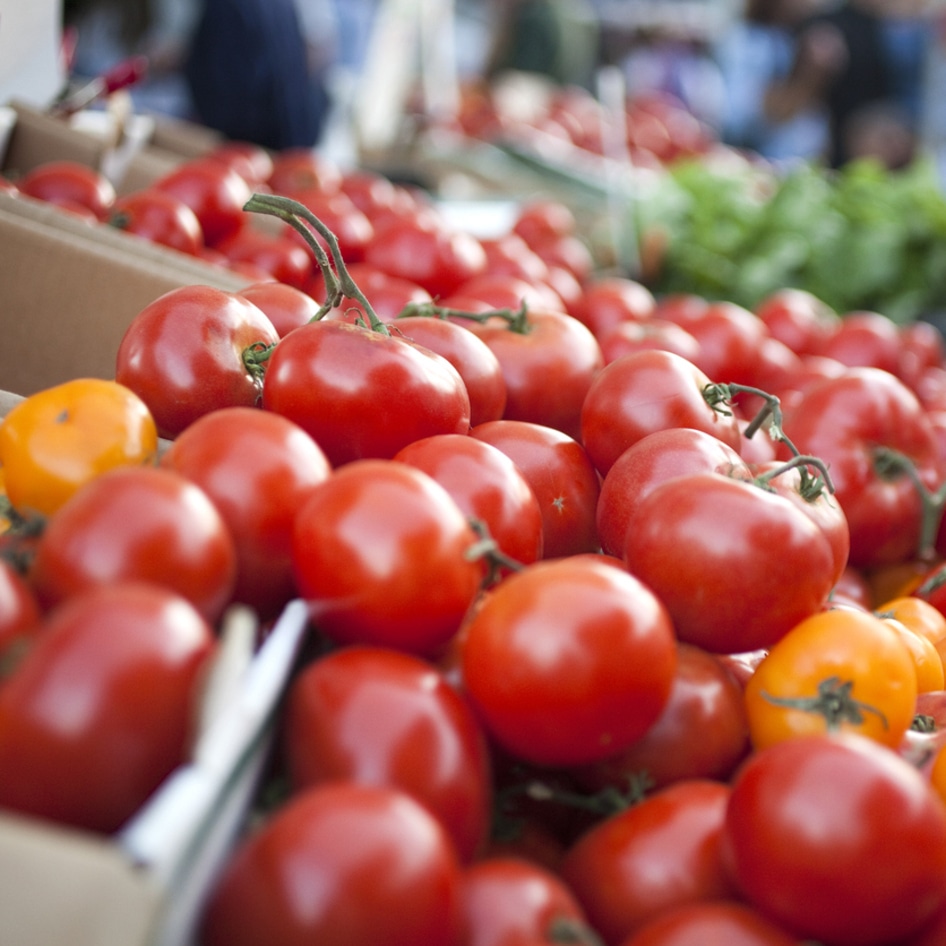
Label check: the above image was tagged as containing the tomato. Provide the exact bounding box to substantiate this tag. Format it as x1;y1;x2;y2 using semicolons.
478;232;551;285
623;469;836;653
880;613;946;692
527;231;594;283
152;157;252;246
213;225;312;288
470;419;601;558
782;366;944;568
321;261;432;321
560;779;735;946
392;315;507;427
16;160;115;220
206;140;274;188
266;146;342;197
743;608;918;751
899;320;946;391
451;272;561;313
459;856;591;946
619;901;800;946
821;309;903;375
879;594;946;666
115;284;280;439
161;406;331;620
570;276;657;341
459;556;677;767
573;642;750;792
722;732;946;945
108;188;204;255
0;560;41;672
595;427;748;559
0;582;215;832
753;287;838;357
200;783;462;946
261;318;470;466
282;645;492;862
597;318;701;366
0;378;158;517
291;459;483;656
474;307;603;442
580;349;742;478
238;280;320;337
365;212;487;300
287;187;375;265
393;433;543;567
511;199;577;246
28;465;237;622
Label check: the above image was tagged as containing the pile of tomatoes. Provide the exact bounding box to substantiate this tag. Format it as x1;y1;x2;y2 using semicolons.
6;141;946;946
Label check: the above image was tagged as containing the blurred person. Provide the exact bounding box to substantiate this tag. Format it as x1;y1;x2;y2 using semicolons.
765;0;913;168
714;0;829;163
183;0;331;150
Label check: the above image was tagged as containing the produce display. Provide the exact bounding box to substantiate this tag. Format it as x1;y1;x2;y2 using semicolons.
7;100;946;946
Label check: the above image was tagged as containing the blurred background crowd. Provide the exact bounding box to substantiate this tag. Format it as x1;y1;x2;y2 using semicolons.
60;0;946;173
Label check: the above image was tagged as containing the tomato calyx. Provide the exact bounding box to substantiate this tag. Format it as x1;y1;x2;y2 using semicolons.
547;915;606;946
464;518;526;587
912;713;937;733
244;192;390;335
760;675;890;732
753;453;836;498
873;445;946;562
0;497;45;572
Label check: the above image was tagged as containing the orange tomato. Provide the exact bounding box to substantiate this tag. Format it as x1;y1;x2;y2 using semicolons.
744;608;918;752
865;559;930;607
0;378;158;517
875;595;946;669
879;616;945;693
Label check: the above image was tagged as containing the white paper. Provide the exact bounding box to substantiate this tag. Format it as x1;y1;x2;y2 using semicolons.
0;0;66;108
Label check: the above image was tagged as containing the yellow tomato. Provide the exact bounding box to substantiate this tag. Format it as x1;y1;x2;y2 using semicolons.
879;616;945;694
744;608;918;752
0;378;158;516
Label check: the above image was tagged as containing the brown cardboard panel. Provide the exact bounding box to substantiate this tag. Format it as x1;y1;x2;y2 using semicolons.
0;191;248;397
0;812;164;946
148;114;223;160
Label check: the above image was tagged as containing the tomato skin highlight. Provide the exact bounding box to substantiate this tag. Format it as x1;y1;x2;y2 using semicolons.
460;556;677;767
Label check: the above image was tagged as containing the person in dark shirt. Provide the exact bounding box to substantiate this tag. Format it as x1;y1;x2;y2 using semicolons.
765;0;912;168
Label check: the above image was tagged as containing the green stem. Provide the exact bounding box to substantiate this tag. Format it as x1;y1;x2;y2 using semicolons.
754;453;836;496
243;192;390;334
397;300;532;333
761;676;888;731
703;382;808;459
464;518;525;587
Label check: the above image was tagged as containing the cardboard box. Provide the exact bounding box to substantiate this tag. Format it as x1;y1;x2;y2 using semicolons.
0;189;248;398
0;599;311;946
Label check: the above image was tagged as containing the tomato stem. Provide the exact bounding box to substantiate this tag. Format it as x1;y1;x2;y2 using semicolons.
754;453;836;496
872;446;946;562
396;300;532;334
465;518;526;586
243;192;390;335
547;916;607;946
760;675;889;731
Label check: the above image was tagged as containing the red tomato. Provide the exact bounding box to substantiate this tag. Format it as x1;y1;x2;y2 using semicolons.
266;146;342;196
782;366;944;567
581;349;743;478
161;406;331;619
478;232;552;285
28;465;237;622
597;318;701;366
560;779;736;946
282;645;492;861
17;160;115;219
898;320;946;391
213;225;312;288
115;284;280;439
206;140;274;187
108;188;204;255
459;556;677;767
475;308;603;442
393;433;543;567
573;642;750;792
238;280;320;337
291;459;484;655
452;272;561;313
511;199;577;246
470;419;601;558
200;783;462;946
392;315;507;427
623;470;837;653
152;157;252;245
570;276;657;341
261;319;471;466
753;287;838;356
619;901;800;946
459;856;591;946
821;310;903;375
364;213;487;300
722;733;946;945
287;187;375;264
0;582;215;832
317;261;432;322
596;426;748;558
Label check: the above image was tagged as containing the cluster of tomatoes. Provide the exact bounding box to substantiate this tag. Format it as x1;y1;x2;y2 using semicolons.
6;139;946;946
